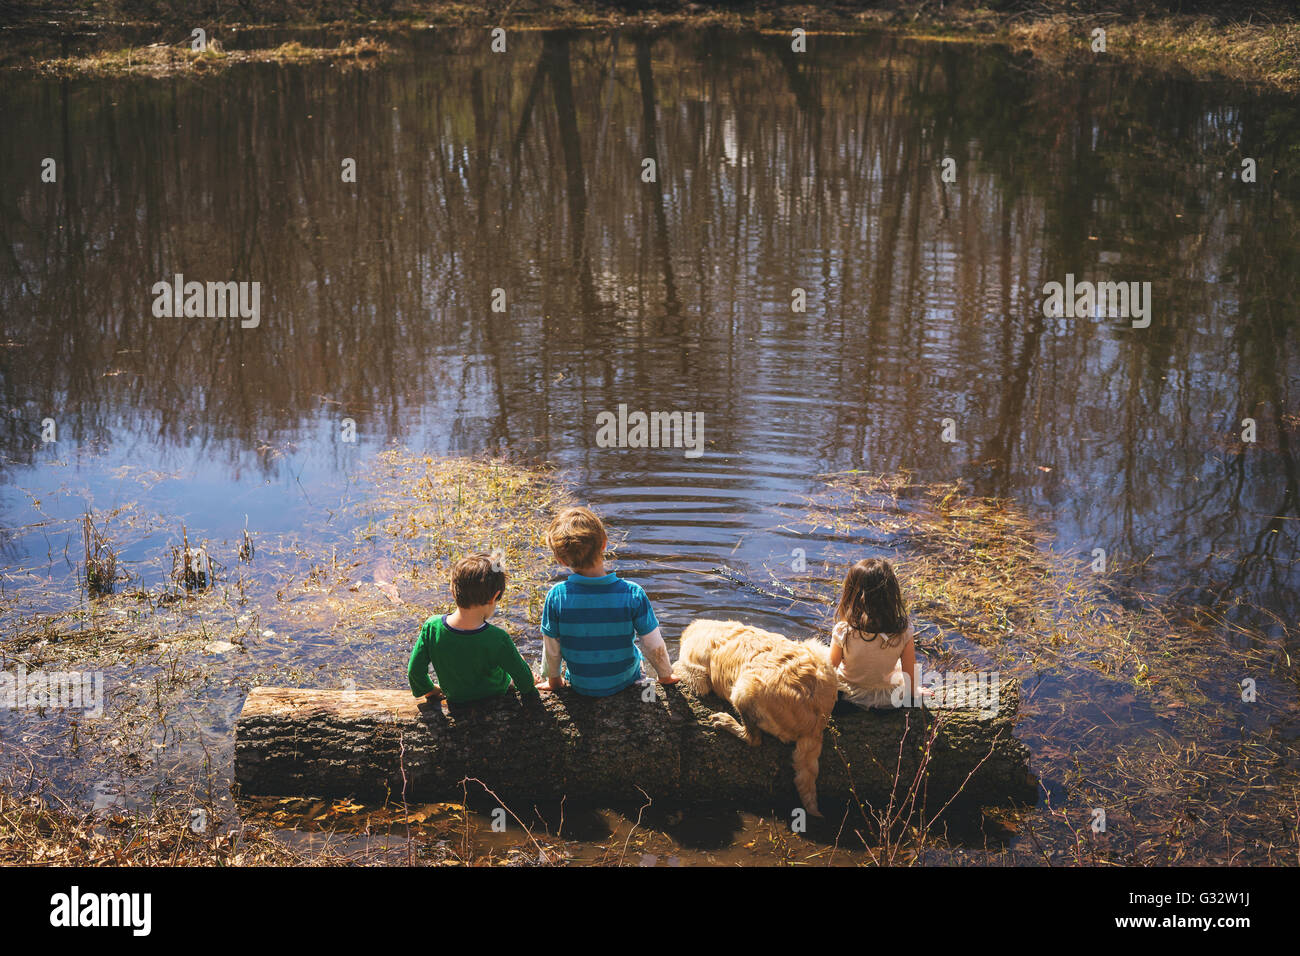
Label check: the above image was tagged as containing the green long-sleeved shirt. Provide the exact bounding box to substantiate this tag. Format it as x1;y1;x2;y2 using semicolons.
408;614;538;703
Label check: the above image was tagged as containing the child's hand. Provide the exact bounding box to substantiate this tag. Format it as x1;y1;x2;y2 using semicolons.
417;689;445;711
658;674;680;686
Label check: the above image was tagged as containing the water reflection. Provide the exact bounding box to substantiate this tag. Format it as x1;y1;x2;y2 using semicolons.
1;28;1297;630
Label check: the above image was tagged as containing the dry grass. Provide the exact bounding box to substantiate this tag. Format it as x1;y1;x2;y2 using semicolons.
81;514;118;597
355;449;573;621
0;786;347;865
799;471;1293;691
266;449;576;642
32;36;392;78
802;472;1151;669
1005;16;1300;89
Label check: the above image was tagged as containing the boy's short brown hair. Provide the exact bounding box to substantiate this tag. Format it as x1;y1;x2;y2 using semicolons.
547;506;606;570
450;554;506;608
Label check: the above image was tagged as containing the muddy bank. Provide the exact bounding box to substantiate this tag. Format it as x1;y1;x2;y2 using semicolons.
2;2;1299;89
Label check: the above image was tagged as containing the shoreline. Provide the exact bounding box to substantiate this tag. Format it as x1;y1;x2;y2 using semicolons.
1;3;1297;90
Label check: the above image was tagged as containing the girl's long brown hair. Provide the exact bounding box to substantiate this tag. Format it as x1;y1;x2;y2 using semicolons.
835;558;908;643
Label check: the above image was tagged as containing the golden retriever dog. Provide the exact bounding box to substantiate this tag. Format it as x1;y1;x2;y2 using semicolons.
674;619;838;816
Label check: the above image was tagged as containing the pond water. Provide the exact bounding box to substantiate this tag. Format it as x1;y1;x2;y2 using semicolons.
1;27;1298;864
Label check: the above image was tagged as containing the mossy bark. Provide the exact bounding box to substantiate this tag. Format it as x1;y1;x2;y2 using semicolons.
234;682;1037;811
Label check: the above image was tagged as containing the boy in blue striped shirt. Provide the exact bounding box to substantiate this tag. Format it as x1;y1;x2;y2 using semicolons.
539;506;678;696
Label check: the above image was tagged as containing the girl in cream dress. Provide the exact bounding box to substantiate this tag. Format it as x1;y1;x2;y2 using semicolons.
829;558;924;709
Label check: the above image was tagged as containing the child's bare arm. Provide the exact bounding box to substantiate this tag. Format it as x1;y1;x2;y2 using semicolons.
829;642;843;668
900;630;929;696
539;635;565;691
637;627;678;683
629;588;676;683
901;637;917;677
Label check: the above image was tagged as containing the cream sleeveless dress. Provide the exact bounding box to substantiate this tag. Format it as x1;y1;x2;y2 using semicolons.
831;621;913;708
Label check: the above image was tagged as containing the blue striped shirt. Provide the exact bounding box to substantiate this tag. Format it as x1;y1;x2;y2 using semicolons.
540;572;659;697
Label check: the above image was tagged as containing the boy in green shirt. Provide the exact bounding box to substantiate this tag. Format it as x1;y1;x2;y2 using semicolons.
408;553;539;713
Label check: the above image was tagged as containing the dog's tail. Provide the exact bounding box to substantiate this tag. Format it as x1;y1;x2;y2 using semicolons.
793;734;824;817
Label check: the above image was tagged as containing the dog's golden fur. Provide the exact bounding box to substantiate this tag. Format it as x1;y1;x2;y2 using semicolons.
674;619;839;816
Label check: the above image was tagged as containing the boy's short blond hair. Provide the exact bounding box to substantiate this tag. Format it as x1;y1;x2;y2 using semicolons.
547;506;606;570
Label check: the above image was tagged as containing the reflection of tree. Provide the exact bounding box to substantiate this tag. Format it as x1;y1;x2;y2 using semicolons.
1206;178;1300;609
544;30;594;309
636;34;678;316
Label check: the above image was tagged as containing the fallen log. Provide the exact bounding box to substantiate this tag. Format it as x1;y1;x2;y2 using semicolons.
235;680;1037;812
